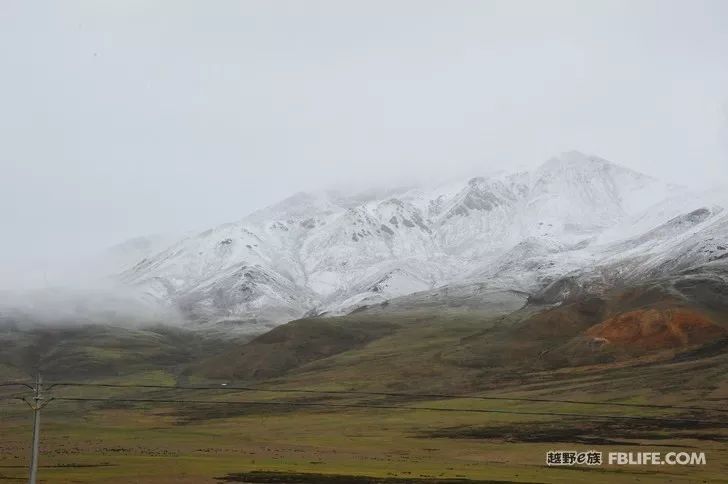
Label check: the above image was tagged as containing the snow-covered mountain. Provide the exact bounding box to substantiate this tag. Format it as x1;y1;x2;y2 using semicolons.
99;233;187;276
118;151;728;332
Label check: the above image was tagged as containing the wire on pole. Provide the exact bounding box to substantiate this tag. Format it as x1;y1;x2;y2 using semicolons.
49;396;728;426
37;381;728;414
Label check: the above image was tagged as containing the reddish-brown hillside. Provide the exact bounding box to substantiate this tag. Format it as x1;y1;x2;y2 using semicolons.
586;308;725;351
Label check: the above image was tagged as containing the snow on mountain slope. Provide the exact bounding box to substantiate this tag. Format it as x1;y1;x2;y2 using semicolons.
537;206;728;298
433;176;521;256
596;184;727;244
603;209;728;280
103;234;184;273
119;151;726;331
300;198;439;296
522;152;669;239
175;263;319;330
463;236;593;294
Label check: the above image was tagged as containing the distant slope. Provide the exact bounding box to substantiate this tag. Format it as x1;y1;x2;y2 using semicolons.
0;323;247;381
1;274;726;398
187;273;728;393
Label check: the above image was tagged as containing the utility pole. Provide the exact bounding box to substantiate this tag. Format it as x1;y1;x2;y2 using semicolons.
27;374;48;484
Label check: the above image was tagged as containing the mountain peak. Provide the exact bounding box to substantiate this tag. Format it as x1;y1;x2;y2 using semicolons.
540;151;611;170
117;151;701;331
558;150;601;162
539;151;653;181
246;191;342;223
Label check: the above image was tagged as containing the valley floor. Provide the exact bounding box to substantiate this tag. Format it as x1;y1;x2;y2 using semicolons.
1;353;727;484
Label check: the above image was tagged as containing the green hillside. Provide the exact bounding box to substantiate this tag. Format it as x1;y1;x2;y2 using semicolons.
1;276;727;483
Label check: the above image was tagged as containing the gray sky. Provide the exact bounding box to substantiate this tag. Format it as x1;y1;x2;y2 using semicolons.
1;0;727;289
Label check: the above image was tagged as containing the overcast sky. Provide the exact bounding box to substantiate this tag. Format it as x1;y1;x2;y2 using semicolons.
1;0;727;289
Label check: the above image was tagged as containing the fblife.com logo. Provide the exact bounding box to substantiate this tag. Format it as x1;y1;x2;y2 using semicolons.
547;451;707;466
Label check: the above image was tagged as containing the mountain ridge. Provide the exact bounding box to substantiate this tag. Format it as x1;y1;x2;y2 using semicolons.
116;151;727;332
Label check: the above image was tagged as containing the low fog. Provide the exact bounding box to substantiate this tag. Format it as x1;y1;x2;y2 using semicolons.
1;1;727;324
0;281;183;328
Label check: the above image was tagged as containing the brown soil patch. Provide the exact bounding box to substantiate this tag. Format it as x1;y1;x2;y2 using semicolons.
586;308;725;351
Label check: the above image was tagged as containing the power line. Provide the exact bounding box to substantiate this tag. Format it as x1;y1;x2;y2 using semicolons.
5;376;726;484
49;396;728;425
0;382;33;390
41;381;728;414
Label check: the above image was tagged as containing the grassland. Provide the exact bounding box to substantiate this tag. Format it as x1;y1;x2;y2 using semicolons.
1;281;727;483
1;358;727;483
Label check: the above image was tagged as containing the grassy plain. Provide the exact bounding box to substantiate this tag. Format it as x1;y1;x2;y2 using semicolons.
1;285;727;483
